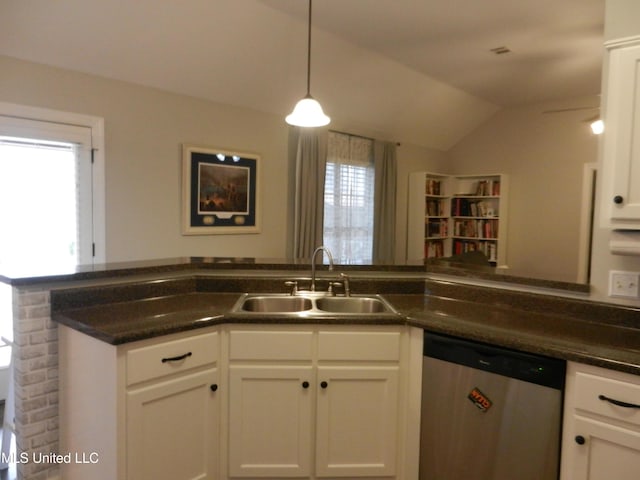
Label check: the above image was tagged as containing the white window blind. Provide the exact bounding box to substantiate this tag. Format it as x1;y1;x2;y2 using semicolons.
323;132;374;264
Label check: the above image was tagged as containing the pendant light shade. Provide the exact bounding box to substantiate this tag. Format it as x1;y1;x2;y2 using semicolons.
286;95;330;127
286;0;330;127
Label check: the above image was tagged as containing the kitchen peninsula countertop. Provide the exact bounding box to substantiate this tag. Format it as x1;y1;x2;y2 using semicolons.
50;273;640;376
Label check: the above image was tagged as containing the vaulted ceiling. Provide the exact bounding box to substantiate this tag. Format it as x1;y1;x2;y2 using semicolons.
0;0;604;150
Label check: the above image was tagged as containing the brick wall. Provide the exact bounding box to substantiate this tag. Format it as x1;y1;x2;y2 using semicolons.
12;286;59;480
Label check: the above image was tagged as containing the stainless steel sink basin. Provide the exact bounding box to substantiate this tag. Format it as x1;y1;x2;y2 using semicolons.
230;293;398;317
239;296;313;313
315;297;388;314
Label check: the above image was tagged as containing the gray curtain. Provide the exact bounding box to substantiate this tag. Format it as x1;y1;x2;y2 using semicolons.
288;127;328;259
373;140;397;264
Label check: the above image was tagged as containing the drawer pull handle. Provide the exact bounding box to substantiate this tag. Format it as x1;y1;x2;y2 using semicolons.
598;394;640;409
161;352;193;363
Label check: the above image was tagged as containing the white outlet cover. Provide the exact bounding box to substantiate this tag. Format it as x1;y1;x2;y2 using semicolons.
609;270;640;298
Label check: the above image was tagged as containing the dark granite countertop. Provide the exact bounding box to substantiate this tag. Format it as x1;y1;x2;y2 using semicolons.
387;294;640;375
51;275;640;376
53;292;240;344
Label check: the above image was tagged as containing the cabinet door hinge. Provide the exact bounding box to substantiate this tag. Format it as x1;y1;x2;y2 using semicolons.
92;243;96;257
91;148;97;164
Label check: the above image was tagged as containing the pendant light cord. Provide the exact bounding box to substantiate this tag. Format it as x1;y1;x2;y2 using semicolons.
306;0;312;96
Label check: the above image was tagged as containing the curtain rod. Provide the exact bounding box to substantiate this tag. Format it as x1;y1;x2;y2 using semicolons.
329;129;401;147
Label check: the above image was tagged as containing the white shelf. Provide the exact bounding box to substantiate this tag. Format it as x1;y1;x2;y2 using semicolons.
407;171;509;267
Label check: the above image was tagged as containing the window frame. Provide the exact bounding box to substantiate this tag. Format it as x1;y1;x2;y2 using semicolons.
323;132;375;264
0;102;106;264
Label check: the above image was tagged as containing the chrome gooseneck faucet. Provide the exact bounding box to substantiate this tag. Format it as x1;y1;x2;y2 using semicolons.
310;245;334;291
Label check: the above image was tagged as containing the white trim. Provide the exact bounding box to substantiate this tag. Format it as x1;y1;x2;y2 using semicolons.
604;34;640;50
0;102;106;263
577;163;597;284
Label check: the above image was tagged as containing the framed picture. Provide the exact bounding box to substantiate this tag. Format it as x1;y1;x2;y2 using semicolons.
182;144;260;234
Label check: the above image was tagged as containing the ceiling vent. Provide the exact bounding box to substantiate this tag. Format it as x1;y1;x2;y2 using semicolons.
490;46;511;55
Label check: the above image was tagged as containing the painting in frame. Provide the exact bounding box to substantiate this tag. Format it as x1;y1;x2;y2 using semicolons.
182;144;260;234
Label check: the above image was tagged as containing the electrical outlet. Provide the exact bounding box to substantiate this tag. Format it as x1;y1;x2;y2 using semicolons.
609;271;640;298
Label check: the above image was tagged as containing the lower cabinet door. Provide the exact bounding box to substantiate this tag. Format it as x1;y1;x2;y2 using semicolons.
126;368;219;480
228;365;314;478
315;366;399;477
570;415;640;480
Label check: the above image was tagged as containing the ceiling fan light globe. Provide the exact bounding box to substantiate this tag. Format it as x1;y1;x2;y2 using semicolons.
286;96;331;127
590;119;604;135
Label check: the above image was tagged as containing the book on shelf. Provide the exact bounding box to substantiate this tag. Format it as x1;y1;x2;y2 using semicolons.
426;199;445;216
425;239;445;258
451;198;498;217
452;239;497;262
453;219;499;239
425;179;442;196
425;219;448;237
475;179;500;196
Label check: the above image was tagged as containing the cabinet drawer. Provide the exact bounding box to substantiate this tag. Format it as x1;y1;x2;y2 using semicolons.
318;330;401;361
127;332;218;385
574;371;640;426
229;330;313;361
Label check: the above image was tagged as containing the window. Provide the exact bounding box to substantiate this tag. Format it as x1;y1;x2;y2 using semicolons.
0;105;105;266
0;138;84;268
323;132;374;264
0;118;96;268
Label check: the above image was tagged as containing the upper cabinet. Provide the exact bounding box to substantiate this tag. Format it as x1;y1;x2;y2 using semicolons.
408;172;509;267
601;36;640;229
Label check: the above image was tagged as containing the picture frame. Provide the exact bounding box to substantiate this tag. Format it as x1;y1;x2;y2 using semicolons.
182;144;260;234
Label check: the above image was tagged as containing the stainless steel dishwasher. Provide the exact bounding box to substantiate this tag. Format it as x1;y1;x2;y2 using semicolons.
420;331;566;480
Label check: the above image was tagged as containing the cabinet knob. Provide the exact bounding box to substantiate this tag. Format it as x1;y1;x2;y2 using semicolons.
320;381;328;389
210;384;218;392
614;195;624;204
302;381;310;389
575;435;586;445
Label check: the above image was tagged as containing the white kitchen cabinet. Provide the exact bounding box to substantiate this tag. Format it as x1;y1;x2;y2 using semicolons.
315;366;398;477
59;325;220;480
228;365;314;477
60;323;422;480
560;362;640;480
225;325;420;480
600;36;640;229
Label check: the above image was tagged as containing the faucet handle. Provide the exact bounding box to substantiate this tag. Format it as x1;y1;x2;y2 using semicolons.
340;273;351;296
284;281;298;296
328;281;343;296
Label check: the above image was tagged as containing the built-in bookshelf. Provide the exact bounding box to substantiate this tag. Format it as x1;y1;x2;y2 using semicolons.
407;172;509;267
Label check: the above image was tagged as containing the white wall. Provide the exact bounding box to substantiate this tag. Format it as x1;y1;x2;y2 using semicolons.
0;55;439;264
589;0;640;305
448;97;599;282
0;55;288;261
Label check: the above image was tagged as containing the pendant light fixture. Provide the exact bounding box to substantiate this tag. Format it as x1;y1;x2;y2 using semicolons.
285;0;330;127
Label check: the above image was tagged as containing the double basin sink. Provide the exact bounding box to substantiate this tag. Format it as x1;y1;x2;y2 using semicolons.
230;293;399;317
